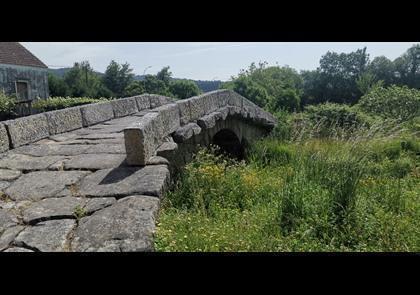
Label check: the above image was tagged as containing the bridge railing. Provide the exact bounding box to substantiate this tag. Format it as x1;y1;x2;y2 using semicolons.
124;89;277;166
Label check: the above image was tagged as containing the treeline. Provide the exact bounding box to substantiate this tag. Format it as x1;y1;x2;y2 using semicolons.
48;61;201;100
222;44;420;112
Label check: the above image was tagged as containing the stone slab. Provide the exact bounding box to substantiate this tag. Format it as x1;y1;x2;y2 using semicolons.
63;154;126;170
22;196;116;224
172;123;202;143
80;102;114;127
149;94;173;109
0;169;21;181
72;195;159;252
5;114;50;148
0;225;24;251
134;95;151;111
13;144;91;157
78;165;170;198
5;171;90;201
0;153;64;171
15;219;76;252
44;106;83;135
0;124;9;153
111;97;138;118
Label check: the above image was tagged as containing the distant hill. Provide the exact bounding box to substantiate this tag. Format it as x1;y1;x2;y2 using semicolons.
48;68;223;93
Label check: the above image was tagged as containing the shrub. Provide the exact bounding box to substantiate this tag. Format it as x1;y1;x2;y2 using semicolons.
32;96;107;112
358;85;420;121
249;138;294;166
0;92;17;120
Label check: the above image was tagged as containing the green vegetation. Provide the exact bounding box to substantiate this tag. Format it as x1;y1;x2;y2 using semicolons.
156;132;419;252
49;61;201;100
0;92;17;120
32;97;107;112
155;74;420;251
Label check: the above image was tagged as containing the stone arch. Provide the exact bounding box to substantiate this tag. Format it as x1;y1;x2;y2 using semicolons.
211;128;245;160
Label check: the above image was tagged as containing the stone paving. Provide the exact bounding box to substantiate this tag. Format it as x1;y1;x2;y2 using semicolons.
0;114;169;252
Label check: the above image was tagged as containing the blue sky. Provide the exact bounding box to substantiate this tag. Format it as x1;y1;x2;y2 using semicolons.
22;42;417;81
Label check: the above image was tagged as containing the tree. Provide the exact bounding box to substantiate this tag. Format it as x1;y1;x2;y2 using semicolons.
169;80;201;99
63;61;104;98
316;47;370;104
393;44;420;88
103;60;135;97
124;81;145;97
156;66;172;85
222;62;302;112
48;73;69;97
367;56;395;86
141;75;171;96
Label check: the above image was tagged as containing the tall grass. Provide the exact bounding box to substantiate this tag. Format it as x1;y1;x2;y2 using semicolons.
155;114;420;252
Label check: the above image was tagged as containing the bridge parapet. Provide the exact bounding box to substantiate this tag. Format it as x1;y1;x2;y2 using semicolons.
124;90;277;166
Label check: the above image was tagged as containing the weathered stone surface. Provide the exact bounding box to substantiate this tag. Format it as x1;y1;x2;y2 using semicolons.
172;123;201;143
85;144;126;154
111;97;138;118
156;141;178;159
146;156;170;166
64;154;126;170
0;209;17;232
197;112;221;129
5;171;90;201
0;181;10;191
188;96;206;121
0;124;9;153
5;114;50;148
79;165;170;198
74;132;123;140
15;219;76;252
44;106;83;135
228;106;242;116
124;112;160;166
3;247;34;252
149;94;173;109
216;89;231;108
80;102;114;127
228;91;243;108
13;144;91;157
0;225;24;251
0;153;64;171
72;196;159;252
176;99;191;125
201;91;220;114
154;103;180;135
134;95;151;111
22;196;116;224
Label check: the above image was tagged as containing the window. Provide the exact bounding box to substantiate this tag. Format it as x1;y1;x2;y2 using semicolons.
15;81;30;101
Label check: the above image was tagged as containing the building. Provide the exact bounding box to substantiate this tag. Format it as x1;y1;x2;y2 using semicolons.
0;42;49;104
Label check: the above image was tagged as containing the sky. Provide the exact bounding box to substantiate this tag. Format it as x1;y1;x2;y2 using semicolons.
21;42;418;81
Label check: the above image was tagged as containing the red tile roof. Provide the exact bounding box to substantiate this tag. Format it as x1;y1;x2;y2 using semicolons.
0;42;47;68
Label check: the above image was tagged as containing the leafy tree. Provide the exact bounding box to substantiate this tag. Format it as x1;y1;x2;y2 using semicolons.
358;85;420;121
156;66;172;85
102;60;135;97
169;80;201;99
367;56;395;86
63;61;105;98
318;47;370;104
393;44;420;88
222;62;302;112
124;81;146;97
141;75;171;96
48;73;69;97
355;72;383;95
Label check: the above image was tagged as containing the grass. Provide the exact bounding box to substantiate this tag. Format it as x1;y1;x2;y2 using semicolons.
155;126;420;252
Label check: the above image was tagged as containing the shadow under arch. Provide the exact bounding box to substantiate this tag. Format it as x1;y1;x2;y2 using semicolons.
212;129;245;160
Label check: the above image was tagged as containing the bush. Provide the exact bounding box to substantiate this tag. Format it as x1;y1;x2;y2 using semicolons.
0;92;17;120
32;96;107;112
358;85;420;121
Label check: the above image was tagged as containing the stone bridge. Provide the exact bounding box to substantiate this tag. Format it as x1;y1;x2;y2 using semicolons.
0;90;276;252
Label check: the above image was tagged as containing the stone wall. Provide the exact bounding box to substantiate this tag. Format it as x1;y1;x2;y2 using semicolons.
124;90;277;166
0;94;173;152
